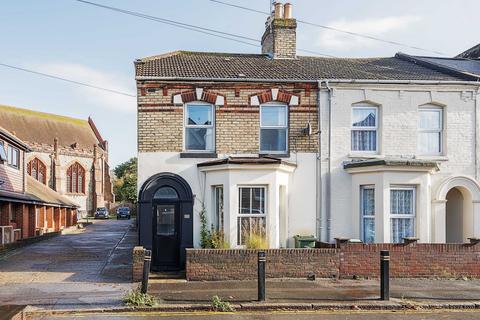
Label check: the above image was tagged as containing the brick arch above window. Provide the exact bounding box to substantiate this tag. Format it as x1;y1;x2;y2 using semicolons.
172;88;225;106
27;157;47;184
249;88;300;106
66;162;86;194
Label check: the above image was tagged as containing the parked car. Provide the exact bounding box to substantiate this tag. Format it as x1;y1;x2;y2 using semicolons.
116;207;131;220
94;207;109;219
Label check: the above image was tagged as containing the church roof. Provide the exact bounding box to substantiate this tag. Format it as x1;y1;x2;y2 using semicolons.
0;104;106;153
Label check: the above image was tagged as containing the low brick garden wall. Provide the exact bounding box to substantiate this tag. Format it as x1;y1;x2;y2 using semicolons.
186;242;480;281
186;248;338;281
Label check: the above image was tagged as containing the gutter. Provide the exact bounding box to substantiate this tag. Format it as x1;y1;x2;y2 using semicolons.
135;76;480;85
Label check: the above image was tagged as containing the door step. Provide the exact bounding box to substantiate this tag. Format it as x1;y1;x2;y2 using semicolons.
149;271;185;280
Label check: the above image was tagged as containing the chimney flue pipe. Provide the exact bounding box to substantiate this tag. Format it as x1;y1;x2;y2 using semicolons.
284;3;292;19
274;2;284;19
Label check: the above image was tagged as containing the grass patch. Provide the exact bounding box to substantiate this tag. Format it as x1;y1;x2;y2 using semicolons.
211;295;235;312
123;288;158;307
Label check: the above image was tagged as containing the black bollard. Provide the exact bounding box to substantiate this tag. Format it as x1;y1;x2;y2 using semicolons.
258;251;266;302
380;250;390;301
141;249;152;294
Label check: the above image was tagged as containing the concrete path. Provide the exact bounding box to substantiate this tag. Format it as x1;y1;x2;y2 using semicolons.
0;219;136;310
149;277;480;303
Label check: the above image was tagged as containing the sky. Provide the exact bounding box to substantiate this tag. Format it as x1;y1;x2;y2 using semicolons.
0;0;479;167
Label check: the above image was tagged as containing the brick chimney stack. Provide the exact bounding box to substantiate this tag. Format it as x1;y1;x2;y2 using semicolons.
261;2;297;59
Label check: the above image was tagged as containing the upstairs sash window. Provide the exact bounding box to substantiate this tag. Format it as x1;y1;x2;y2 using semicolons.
351;105;378;152
260;103;288;154
185;103;214;152
418;107;443;155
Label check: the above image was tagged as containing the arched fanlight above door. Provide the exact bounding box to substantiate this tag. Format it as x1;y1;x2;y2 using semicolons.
154;186;179;200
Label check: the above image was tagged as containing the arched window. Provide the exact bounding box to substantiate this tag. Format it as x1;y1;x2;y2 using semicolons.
27;158;47;184
67;162;85;194
154;186;179;200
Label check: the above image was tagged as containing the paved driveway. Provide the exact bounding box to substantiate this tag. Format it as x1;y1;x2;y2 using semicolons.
0;219;136;310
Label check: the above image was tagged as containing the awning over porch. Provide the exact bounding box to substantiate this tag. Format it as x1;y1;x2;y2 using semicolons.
197;156;296;170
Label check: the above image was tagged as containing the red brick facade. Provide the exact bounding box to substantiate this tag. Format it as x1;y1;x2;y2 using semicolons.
186;243;480;281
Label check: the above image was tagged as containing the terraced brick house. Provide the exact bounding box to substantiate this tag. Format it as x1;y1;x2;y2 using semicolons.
0;105;114;217
135;2;480;271
0;126;78;245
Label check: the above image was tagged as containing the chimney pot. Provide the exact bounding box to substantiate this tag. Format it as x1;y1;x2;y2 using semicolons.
261;2;297;59
274;2;284;19
284;3;293;19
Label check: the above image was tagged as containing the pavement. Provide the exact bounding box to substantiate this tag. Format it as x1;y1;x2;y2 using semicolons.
0;218;136;310
148;277;480;304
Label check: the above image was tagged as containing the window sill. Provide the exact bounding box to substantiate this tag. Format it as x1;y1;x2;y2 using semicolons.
66;193;86;196
180;152;217;159
348;153;383;159
414;155;448;161
259;152;290;158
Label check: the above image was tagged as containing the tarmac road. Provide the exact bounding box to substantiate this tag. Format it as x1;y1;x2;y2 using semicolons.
35;310;480;320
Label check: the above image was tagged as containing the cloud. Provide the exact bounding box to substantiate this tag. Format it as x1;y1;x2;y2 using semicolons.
317;15;422;51
34;63;136;113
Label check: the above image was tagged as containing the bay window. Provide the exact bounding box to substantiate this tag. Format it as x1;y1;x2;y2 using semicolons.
184;103;214;152
213;186;224;231
390;187;416;243
418;106;442;155
260;103;288;154
237;187;266;245
351;104;378;152
360;186;375;243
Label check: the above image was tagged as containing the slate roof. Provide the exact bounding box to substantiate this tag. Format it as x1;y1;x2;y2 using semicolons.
456;43;480;59
0;104;103;152
135;51;468;82
400;55;480;79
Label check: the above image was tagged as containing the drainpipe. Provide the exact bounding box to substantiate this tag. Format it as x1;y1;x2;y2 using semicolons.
325;81;332;242
476;88;480;181
316;80;333;243
316;81;323;241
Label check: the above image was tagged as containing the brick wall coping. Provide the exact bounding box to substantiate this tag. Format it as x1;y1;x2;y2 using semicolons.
186;248;338;254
